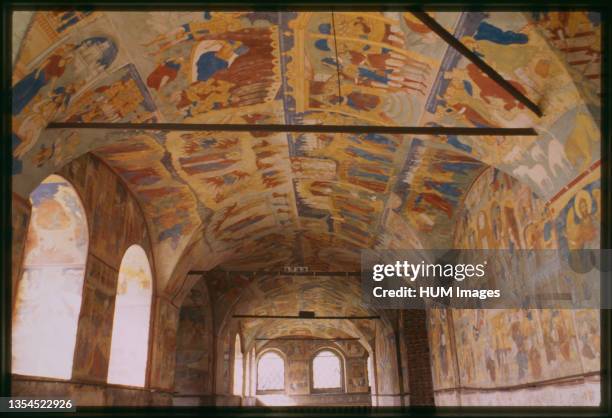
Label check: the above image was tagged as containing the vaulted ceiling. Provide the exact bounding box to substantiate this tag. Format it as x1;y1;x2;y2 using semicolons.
12;11;601;292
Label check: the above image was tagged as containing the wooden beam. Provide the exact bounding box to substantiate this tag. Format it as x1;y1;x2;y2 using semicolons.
47;122;538;136
255;337;359;341
190;270;361;277
411;11;543;118
233;315;379;320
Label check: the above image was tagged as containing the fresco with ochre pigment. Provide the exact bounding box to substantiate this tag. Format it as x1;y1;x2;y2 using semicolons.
12;13;124;175
174;278;214;396
199;270;382;355
529;12;601;105
38;154;154;383
426;166;600;401
12;11;601;284
419;12;600;198
11;11;602;406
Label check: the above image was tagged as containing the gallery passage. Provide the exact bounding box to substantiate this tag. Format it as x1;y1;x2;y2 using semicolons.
12;175;89;379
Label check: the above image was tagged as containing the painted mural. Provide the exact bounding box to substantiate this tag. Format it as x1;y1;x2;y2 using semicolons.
12;11;101;78
174;278;214;396
427;309;456;390
12;175;88;380
12;11;601;280
284;12;460;125
421;12;600;199
150;299;180;391
12;17;121;173
50;153;155;383
392;139;485;248
58;64;159;124
10;11;603;407
72;255;117;382
427;165;601;397
107;11;285;124
530;12;601;102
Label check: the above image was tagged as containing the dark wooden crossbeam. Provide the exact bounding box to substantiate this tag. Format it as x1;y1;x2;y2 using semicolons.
411;11;543;118
47;122;538;136
190;270;361;277
233;314;379;320
255;337;359;341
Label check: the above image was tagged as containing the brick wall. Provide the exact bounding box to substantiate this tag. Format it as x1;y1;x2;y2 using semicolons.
401;310;435;406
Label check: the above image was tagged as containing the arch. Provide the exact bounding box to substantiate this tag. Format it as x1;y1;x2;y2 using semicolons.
107;244;153;387
311;348;345;393
232;333;244;396
12;174;89;379
256;350;285;393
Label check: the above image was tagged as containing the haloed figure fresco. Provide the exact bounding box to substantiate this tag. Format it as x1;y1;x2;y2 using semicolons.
10;10;602;408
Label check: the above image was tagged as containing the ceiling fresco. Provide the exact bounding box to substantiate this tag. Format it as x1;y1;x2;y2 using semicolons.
12;11;601;290
202;271;381;350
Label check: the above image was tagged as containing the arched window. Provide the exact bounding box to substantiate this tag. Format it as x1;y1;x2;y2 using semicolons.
107;245;153;387
12;175;89;379
312;350;343;392
257;351;285;392
233;334;243;396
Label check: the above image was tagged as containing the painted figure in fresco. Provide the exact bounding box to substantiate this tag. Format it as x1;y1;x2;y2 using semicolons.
566;190;599;249
510;320;529;380
13;37;118;160
143;14;246;56
164;39;250;117
12;44;75;115
466;64;527;112
334;47;429;96
534;11;600;40
490;204;504;244
144;23;211;56
14;37;117;116
14;86;75;159
190;39;249;83
147;58;184;90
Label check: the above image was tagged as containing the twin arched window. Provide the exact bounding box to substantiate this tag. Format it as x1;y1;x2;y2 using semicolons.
254;348;344;394
12;175;152;386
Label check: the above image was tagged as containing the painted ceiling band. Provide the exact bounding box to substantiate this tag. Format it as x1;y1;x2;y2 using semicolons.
411;11;543;118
